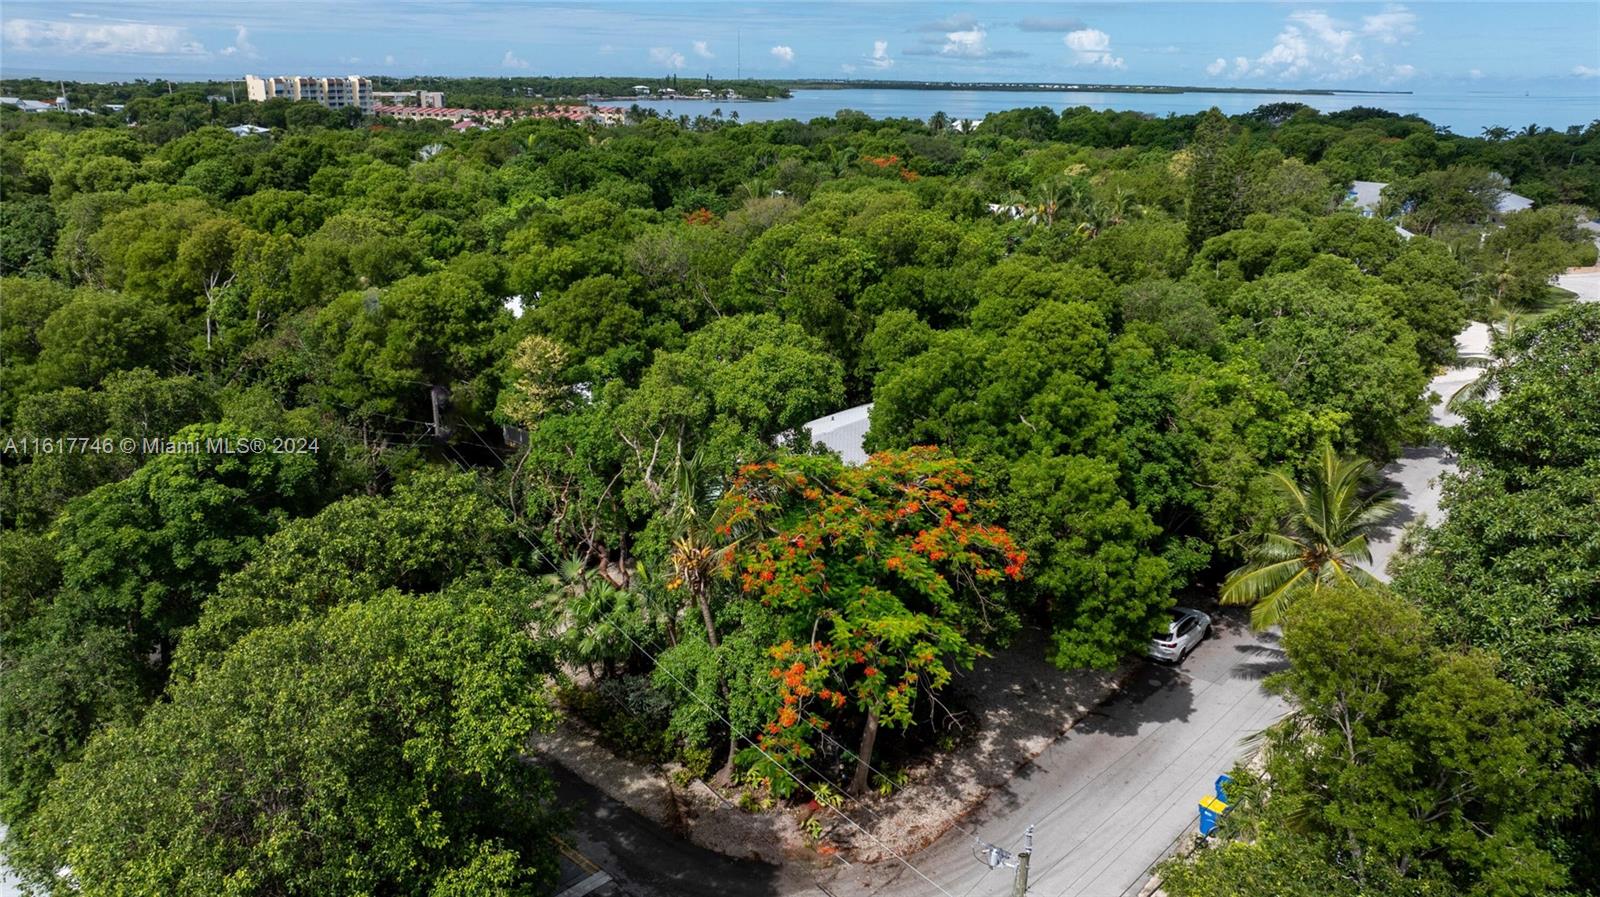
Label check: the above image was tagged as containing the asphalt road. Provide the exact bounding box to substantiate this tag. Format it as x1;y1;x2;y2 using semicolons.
1365;271;1600;582
555;608;1289;897
819;607;1289;897
548;764;812;897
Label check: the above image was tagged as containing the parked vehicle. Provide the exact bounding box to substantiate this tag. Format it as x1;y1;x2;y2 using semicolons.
1149;607;1211;663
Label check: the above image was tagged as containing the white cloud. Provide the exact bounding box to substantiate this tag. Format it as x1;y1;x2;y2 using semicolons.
770;44;794;64
384;54;396;65
218;25;258;59
1469;68;1484;79
1202;54;1258;81
650;46;686;69
1241;7;1417;81
869;39;893;69
905;22;1025;60
1064;28;1124;69
693;40;713;59
502;50;529;69
340;56;362;65
2;18;207;55
940;27;990;58
1575;64;1600;77
1361;6;1418;44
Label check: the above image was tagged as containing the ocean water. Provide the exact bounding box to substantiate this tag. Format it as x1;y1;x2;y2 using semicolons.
4;64;1594;134
623;85;1599;135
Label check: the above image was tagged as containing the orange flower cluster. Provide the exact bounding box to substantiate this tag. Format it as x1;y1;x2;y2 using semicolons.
722;448;1030;784
684;207;717;226
860;153;920;181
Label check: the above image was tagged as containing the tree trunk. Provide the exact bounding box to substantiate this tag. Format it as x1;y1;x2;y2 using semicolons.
696;591;720;649
850;708;880;797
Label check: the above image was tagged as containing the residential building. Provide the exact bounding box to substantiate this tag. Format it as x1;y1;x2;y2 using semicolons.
245;75;374;114
371;103;624;126
228;123;272;136
0;97;56;112
372;89;445;108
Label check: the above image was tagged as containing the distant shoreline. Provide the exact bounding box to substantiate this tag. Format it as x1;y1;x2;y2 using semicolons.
774;79;1413;97
1;71;1409;99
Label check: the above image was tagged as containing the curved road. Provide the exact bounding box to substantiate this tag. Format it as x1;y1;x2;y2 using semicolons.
1363;269;1600;581
554;273;1600;896
553;611;1286;897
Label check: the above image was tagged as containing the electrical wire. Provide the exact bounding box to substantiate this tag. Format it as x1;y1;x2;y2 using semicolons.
310;387;987;895
591;614;962;897
1027;678;1284;896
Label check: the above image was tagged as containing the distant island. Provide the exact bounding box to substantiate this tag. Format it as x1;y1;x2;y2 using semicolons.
775;78;1413;97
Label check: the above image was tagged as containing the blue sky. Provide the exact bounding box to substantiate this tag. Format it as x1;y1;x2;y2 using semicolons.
1;1;1597;89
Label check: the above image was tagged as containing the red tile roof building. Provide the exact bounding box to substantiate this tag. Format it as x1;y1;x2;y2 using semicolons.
371;104;623;126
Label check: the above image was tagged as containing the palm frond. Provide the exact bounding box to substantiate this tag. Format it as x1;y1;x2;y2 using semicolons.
1247;566;1314;629
1223;557;1310;606
1222;444;1399;629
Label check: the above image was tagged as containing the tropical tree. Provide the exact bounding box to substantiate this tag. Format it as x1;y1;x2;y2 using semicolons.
1162;586;1579;897
1221;445;1397;628
719;448;1026;796
17;588;563;896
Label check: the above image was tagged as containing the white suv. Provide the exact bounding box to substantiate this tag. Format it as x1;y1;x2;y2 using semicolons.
1149;607;1212;663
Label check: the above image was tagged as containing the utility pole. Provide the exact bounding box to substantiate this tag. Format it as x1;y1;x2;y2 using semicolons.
1011;825;1034;897
976;824;1035;896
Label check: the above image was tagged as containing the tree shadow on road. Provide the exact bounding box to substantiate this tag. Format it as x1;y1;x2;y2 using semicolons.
1370;443;1455;542
963;658;1199;825
549;764;800;897
1230;638;1289;681
1070;663;1197;738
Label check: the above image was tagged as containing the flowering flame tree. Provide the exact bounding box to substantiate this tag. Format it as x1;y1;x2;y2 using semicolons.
717;447;1025;796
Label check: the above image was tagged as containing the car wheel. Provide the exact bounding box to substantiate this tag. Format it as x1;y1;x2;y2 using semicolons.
1203;625;1212;641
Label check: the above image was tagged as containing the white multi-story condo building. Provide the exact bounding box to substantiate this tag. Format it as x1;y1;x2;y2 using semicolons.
245;75;374;114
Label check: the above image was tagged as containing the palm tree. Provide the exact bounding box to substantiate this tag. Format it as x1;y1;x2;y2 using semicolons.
661;451;745;773
1221;445;1398;629
540;556;636;679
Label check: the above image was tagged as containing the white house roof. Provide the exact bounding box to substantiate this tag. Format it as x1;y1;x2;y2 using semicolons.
1;97;55;112
802;404;872;465
1495;192;1534;215
1347;180;1387;211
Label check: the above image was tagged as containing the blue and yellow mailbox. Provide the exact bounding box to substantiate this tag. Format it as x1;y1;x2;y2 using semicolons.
1197;774;1232;836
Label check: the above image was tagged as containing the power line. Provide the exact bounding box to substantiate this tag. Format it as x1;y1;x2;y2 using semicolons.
1025;678;1281;896
593;615;961;897
380;439;957;895
316;389;984;894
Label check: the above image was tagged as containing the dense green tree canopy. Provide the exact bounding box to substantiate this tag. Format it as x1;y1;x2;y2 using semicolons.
1164;586;1579;897
19;588;562;896
3;81;1597;892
